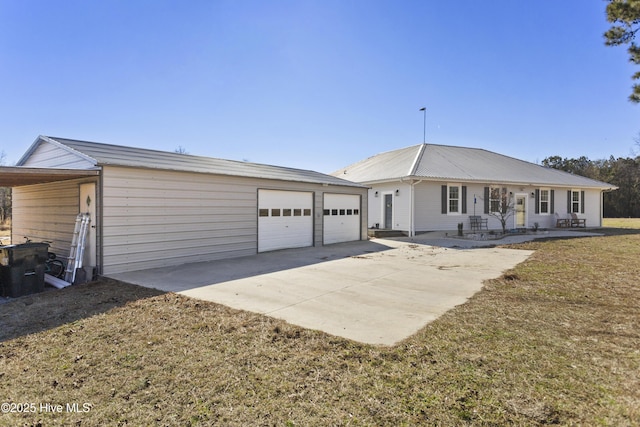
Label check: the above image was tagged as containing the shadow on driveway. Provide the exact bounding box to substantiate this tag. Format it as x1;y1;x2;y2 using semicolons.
108;239;396;293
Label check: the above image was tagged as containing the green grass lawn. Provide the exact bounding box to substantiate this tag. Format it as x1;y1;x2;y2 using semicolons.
1;227;639;426
603;217;640;229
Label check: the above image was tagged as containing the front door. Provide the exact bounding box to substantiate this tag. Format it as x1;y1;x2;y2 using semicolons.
384;194;393;229
79;183;97;272
515;194;526;228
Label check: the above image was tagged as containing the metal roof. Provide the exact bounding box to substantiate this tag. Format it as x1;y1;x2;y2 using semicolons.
27;136;365;188
334;144;616;189
332;144;421;183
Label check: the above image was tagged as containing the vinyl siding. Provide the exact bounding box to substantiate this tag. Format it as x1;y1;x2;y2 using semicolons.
367;183;411;230
20;140;95;169
528;189;556;229
411;182;603;232
101;166;367;274
101;166;257;274
561;189;602;227
414;182;463;231
11;178;96;259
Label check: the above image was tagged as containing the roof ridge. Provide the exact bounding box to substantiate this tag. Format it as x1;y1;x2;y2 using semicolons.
41;136;365;188
408;144;426;176
370;143;423;157
43;136;98;164
49;136;332;176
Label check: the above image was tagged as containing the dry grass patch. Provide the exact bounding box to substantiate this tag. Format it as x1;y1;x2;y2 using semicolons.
0;232;639;426
602;217;640;229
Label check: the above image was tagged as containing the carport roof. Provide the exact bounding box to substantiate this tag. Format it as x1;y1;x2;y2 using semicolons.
0;166;99;187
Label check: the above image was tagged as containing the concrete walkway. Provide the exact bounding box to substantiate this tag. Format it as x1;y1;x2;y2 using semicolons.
405;228;603;248
109;230;600;345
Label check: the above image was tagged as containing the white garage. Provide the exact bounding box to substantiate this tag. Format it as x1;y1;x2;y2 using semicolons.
323;193;361;245
258;189;313;252
4;136;368;275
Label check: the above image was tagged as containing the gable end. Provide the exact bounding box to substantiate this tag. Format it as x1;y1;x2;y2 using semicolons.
17;136;99;169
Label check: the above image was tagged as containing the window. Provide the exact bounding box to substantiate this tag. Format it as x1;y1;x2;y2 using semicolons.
539;189;550;214
323;209;330;216
354;209;359;215
347;209;353;215
271;209;281;217
448;185;460;214
339;209;345;215
303;209;311;216
259;209;269;217
490;187;502;213
294;209;302;216
331;209;338;215
571;190;581;213
283;209;292;216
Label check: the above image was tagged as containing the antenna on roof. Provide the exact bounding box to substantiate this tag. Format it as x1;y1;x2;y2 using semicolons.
419;107;426;144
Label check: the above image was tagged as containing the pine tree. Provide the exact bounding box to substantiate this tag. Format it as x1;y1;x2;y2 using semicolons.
605;0;640;102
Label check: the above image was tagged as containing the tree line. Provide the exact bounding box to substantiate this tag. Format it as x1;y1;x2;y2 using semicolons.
542;154;640;218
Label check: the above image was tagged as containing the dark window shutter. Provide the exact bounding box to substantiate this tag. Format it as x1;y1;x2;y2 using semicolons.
502;188;508;213
535;189;540;214
567;190;571;213
484;187;489;214
550;190;555;214
462;186;467;214
441;185;447;214
581;190;585;214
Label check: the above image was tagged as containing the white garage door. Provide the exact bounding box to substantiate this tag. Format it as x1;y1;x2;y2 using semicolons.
323;194;361;245
258;189;313;252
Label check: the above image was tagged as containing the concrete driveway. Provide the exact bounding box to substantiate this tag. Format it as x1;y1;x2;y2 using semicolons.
109;234;543;345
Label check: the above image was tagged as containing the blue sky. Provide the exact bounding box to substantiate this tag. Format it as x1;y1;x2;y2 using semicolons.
1;0;638;173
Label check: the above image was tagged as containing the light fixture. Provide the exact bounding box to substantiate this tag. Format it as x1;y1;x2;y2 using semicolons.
395;189;400;196
374;191;379;197
531;191;535;198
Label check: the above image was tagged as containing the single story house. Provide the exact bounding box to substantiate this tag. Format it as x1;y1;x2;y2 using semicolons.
0;136;368;276
332;143;617;236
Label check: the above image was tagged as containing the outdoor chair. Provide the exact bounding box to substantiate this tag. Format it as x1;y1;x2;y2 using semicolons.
469;215;488;231
570;213;586;228
555;213;570;228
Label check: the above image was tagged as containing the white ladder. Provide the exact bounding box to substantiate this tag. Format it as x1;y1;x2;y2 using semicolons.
64;213;91;283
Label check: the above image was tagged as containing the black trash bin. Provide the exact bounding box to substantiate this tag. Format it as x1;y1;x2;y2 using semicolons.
0;243;49;298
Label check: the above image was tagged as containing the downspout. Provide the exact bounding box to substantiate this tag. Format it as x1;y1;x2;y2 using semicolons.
600;186;618;227
97;168;104;276
411;179;423;237
600;190;603;228
410;181;414;237
402;177;423;237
